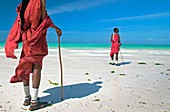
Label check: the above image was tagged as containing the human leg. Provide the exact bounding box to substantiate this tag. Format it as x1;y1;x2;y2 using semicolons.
23;80;31;106
22;64;41;106
29;64;48;111
31;64;41;102
110;54;116;65
111;54;114;60
115;53;119;64
115;53;118;61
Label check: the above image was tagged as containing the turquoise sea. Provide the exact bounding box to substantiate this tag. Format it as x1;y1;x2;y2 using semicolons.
1;42;170;50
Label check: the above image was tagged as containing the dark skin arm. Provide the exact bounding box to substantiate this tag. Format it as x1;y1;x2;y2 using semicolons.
118;34;121;46
41;0;62;36
110;34;113;42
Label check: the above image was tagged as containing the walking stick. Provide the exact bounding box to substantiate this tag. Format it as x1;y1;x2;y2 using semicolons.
119;49;124;63
58;35;64;101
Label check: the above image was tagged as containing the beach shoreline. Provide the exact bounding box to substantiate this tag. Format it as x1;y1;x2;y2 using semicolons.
0;47;170;112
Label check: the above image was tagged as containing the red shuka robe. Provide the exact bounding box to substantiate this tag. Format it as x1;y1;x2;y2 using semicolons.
110;33;120;57
5;0;55;83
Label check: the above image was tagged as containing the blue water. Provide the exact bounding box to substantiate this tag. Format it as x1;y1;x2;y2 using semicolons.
1;42;170;50
48;43;170;50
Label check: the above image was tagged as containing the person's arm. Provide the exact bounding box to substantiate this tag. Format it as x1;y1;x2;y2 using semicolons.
118;34;121;46
51;25;62;36
41;0;47;20
110;34;113;42
41;0;62;36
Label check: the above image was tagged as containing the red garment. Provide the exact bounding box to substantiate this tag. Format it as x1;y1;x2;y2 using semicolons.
5;0;54;83
110;33;120;57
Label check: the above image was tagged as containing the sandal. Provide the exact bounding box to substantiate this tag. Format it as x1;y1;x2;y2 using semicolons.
29;101;48;111
23;95;31;106
23;96;40;106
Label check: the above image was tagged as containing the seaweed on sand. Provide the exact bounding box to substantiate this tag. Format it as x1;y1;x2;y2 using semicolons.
48;80;59;86
85;73;89;75
93;99;100;101
139;101;147;105
160;72;164;74
155;63;164;65
88;79;91;81
119;74;126;76
110;71;115;73
138;62;147;65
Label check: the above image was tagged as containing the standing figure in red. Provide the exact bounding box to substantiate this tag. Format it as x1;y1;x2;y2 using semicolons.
110;28;121;65
5;0;62;111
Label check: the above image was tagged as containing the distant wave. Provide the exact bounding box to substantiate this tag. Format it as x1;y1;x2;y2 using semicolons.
1;43;170;50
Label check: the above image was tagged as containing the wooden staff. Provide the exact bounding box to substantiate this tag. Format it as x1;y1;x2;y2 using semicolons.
58;35;64;100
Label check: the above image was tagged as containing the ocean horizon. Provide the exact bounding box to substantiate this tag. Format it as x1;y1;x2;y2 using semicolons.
1;42;170;50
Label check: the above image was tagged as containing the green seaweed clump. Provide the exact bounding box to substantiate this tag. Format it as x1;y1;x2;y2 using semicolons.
93;99;100;101
139;101;147;105
48;80;59;86
160;72;164;74
119;74;126;76
111;71;115;73
138;62;147;65
85;73;89;75
155;63;163;65
167;69;170;71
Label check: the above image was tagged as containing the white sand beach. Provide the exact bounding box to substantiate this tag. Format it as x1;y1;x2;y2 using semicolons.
0;48;170;112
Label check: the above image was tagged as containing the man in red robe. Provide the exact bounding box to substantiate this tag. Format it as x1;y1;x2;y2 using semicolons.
110;28;121;65
5;0;62;111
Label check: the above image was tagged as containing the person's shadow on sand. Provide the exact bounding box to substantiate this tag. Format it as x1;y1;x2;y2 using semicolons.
40;81;102;104
116;62;131;66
